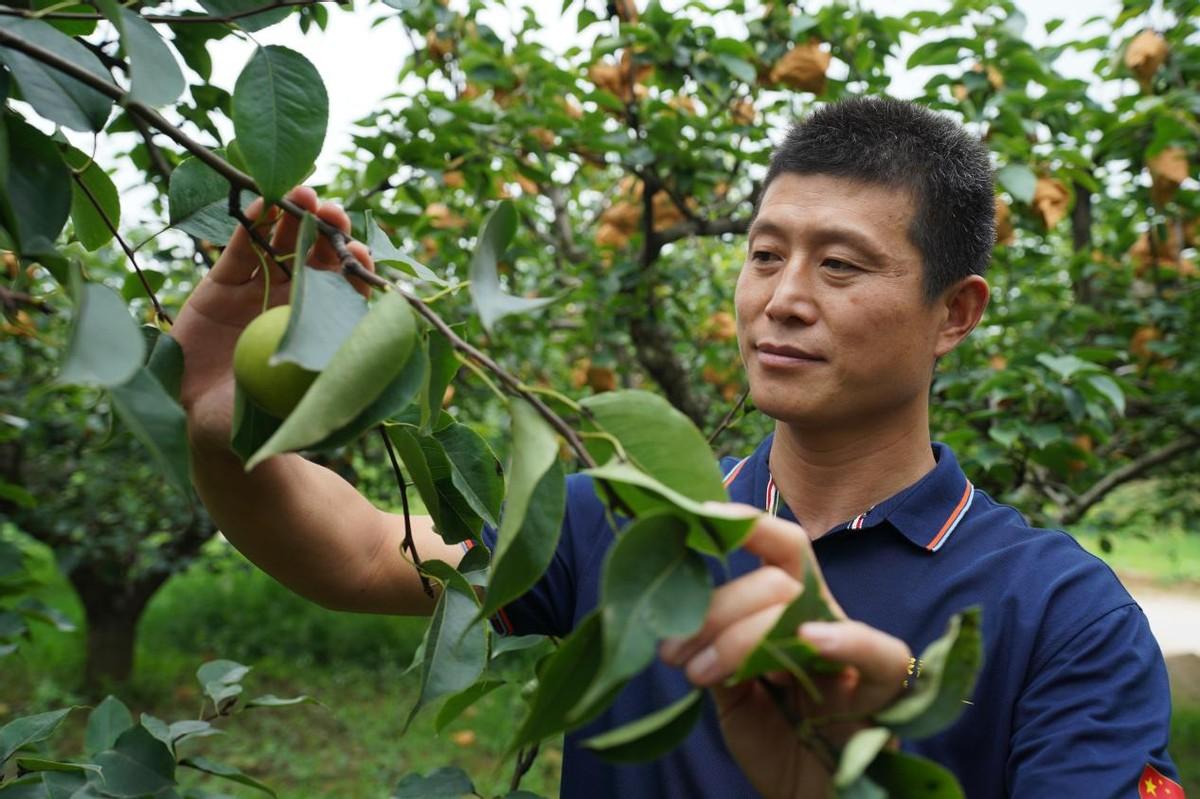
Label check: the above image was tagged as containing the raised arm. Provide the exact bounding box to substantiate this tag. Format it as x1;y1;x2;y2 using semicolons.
175;188;461;616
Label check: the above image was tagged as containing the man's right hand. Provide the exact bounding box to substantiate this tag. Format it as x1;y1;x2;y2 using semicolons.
175;187;460;616
173;187;373;451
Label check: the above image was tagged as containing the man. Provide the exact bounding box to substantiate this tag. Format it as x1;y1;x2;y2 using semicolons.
174;97;1180;797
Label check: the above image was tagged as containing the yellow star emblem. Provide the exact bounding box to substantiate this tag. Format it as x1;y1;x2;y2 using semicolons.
1145;778;1158;796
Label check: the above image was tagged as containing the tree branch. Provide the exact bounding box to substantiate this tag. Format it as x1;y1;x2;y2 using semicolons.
0;24;596;468
653;215;750;248
0;0;344;25
1058;434;1200;526
0;286;54;316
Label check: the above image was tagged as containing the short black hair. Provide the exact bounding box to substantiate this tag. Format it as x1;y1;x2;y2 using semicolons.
761;96;995;301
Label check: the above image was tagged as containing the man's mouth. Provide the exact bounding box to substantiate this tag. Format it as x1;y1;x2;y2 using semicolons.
755;342;825;368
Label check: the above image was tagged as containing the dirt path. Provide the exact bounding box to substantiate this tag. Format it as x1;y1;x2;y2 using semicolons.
1122;575;1200;658
1121;575;1200;704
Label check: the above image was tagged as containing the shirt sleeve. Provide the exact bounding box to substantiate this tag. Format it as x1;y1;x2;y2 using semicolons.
1007;603;1182;796
480;472;611;639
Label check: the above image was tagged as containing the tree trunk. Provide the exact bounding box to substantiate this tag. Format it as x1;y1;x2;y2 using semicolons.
82;606;141;693
69;567;168;696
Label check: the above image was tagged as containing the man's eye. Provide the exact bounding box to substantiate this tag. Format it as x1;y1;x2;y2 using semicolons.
823;258;858;271
751;250;778;263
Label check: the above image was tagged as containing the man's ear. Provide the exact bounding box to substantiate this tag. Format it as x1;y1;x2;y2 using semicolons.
934;275;989;358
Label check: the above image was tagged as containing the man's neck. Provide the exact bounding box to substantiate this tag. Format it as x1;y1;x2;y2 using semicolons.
768;416;937;539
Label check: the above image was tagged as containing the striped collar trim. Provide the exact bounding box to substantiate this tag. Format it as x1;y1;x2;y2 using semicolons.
723;440;977;554
924;480;975;552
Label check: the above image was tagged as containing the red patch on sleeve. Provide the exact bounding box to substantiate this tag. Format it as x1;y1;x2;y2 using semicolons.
1139;764;1186;799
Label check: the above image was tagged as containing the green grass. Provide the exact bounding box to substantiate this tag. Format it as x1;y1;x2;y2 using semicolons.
1172;703;1200;794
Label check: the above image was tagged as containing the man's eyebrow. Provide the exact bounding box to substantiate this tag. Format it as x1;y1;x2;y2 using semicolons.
747;217;891;262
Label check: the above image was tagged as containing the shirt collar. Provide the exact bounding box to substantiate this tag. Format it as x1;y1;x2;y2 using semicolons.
728;435;975;553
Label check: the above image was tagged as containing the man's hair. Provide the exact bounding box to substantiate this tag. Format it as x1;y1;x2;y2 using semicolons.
761;96;995;301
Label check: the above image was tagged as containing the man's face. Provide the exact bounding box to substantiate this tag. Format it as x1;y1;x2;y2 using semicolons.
735;173;949;431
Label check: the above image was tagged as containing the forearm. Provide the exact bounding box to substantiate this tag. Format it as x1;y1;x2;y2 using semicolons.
188;419;455;615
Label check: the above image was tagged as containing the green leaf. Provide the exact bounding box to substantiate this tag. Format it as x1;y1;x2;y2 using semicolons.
146;333;184;401
732;567;839;682
1036;353;1095;381
581;689;703;763
110;367;191;496
231;45;328;204
387;424;485;544
84;696;133;755
366;211;446;285
834;727;892;787
717;53;756;83
59;281;145;388
0;774;46;798
99;3;185;106
875;607;983;739
865;750;964;797
0;708;74;764
0;18;114;132
478;400;564;619
309;343;427;450
1084;374;1125;416
275;262;369;372
244;694;318;709
181;756;276;797
199;0;294;31
90;725;175;798
420;328;457;433
434;679;505;733
581;389;727;503
168;154;254;244
12;598;73;632
247;291;417;469
231;383;282;463
164;719;221;747
576;512;709;714
837;775;887;799
584;460;759;555
435;422;504;528
404;579;487;732
197;660;250;709
468;201;557;332
996;164;1037;204
0;115;72;257
63;147;119;251
510;613;611;752
392;767;475;799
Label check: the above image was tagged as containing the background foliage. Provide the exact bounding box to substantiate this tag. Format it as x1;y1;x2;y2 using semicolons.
1;0;1198;796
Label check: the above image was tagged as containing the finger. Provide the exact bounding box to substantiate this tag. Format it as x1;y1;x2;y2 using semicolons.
660;566;800;667
683;605;786;687
270;186;320;260
209;196;281;285
310;200;353;268
799;620;911;691
345;240;375;299
728;507;844;617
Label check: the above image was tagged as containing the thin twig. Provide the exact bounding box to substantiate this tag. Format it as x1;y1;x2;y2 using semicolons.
228;187;292;278
70;171;174;325
378;426;434;598
509;743;540;792
0;0;342;24
707;386;750;445
0;286;54;315
0;26;599;469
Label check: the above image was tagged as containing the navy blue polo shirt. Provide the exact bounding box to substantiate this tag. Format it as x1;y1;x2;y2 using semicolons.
482;436;1180;797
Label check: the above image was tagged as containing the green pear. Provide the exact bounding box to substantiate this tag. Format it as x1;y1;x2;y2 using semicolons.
233;306;318;419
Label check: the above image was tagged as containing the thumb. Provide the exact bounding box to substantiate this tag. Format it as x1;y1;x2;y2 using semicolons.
799;620;911;701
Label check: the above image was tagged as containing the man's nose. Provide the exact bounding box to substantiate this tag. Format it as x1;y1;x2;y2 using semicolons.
763;259;818;325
